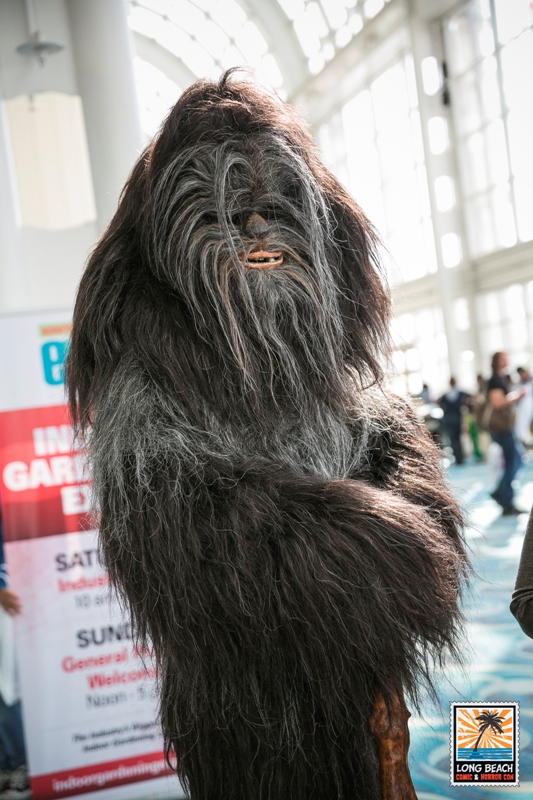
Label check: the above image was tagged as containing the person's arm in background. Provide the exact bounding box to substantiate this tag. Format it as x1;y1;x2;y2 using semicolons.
489;387;525;409
510;511;533;638
0;518;21;617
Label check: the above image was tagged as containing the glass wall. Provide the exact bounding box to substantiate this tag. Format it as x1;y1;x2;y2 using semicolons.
390;307;449;397
443;0;533;258
276;0;394;75
318;55;437;286
476;282;533;376
129;0;284;88
134;58;181;139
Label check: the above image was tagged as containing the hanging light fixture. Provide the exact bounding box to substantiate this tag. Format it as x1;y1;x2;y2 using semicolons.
8;0;96;229
16;0;64;67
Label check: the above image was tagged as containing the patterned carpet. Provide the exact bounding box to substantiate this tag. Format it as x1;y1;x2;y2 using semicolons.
409;456;533;797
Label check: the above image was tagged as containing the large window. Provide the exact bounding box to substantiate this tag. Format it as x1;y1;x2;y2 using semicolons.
476;282;533;375
128;0;284;89
318;55;437;285
390;307;449;396
276;0;393;75
134;57;181;139
444;0;533;258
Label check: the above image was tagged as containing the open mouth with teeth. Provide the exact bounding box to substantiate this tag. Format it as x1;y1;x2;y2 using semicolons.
240;250;284;269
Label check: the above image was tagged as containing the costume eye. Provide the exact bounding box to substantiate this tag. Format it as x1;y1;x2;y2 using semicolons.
230;211;250;232
232;212;244;227
282;178;301;201
262;204;282;225
204;212;219;227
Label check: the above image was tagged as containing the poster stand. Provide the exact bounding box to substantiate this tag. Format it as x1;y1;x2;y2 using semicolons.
0;309;184;800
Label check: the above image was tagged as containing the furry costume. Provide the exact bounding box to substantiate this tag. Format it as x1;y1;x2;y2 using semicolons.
67;72;467;800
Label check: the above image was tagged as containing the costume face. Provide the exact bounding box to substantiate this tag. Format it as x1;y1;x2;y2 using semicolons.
237;213;283;269
147;131;346;407
67;74;394;436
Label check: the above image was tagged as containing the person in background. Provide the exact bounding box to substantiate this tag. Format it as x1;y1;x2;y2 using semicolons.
0;514;30;800
515;367;533;447
510;508;533;638
488;351;525;516
419;383;430;404
468;374;487;462
438;377;471;466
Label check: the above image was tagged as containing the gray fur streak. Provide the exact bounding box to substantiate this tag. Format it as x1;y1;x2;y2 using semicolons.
148;134;344;399
89;354;393;542
88;119;401;507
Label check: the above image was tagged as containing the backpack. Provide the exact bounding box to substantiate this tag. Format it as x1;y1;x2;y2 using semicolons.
475;397;513;434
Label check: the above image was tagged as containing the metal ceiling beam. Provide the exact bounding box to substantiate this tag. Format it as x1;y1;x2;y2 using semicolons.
133;31;197;90
291;0;409;127
238;0;308;97
132;1;308;98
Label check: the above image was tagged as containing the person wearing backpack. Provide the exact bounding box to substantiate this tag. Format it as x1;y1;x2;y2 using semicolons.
487;352;526;516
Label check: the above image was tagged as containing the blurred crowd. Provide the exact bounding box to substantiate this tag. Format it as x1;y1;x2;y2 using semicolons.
415;351;533;516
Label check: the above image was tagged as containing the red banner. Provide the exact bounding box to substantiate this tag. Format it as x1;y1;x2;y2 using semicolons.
31;752;173;800
0;405;91;541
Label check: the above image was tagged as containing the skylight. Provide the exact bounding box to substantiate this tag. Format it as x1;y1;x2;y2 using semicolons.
134;57;181;139
129;0;284;89
276;0;392;75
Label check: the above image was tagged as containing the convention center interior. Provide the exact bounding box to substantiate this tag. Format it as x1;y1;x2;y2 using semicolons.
0;0;532;799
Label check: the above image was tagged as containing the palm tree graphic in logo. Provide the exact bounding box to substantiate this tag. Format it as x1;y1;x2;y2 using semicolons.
456;707;514;760
472;710;505;751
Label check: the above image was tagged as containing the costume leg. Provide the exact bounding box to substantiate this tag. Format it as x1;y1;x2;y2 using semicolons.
371;690;417;800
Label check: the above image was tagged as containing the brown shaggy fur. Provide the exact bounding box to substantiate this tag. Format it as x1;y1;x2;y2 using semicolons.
67;71;467;800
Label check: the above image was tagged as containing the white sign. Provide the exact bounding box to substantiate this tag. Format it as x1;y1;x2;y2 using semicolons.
0;309;184;800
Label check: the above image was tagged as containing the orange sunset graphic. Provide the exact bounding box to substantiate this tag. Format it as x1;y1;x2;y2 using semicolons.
456;707;514;757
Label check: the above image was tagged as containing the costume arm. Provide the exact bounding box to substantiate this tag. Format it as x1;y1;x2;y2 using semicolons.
510;511;533;638
356;392;465;555
352;393;466;795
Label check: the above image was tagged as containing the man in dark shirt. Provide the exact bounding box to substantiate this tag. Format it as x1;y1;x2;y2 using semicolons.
439;377;470;465
487;351;525;515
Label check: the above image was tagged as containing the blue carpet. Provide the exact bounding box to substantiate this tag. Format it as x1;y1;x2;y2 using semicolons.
409;457;533;797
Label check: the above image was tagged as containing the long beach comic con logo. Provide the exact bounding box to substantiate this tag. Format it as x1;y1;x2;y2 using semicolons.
40;323;71;385
450;702;519;786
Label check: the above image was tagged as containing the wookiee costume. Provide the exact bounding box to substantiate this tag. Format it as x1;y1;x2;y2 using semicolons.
68;71;467;800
